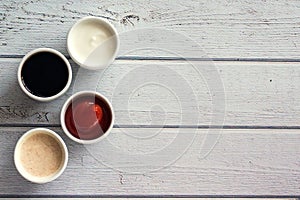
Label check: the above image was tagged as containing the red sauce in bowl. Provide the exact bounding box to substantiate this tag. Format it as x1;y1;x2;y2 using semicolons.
64;95;112;140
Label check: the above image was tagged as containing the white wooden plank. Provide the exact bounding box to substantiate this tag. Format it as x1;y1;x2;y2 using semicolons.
0;58;300;127
0;0;300;58
0;127;299;195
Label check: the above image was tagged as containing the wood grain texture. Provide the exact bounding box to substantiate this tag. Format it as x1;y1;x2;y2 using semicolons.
1;58;300;127
0;0;300;58
0;127;300;195
1;0;300;196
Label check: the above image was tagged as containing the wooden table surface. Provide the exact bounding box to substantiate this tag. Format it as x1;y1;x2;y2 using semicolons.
1;0;300;198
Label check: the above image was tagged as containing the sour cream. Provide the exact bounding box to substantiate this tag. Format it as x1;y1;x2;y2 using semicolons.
67;16;119;70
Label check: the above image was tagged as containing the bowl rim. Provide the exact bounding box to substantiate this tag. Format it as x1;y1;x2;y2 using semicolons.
67;16;119;70
17;48;72;102
14;128;68;184
60;90;115;144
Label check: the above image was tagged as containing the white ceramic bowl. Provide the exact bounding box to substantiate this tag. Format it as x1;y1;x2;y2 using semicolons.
60;91;114;144
17;48;72;102
14;128;68;184
67;16;119;70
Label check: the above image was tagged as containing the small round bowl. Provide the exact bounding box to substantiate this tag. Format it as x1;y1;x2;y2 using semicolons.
17;48;72;102
60;91;114;144
67;16;119;70
14;128;68;184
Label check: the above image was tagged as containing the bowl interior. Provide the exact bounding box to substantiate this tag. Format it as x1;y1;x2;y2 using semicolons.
14;129;68;183
61;91;114;144
67;17;119;70
18;48;72;102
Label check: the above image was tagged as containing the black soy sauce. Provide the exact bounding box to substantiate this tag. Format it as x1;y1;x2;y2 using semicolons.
21;52;69;97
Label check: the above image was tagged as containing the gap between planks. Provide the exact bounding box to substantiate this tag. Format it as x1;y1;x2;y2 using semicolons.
2;55;300;62
2;124;300;130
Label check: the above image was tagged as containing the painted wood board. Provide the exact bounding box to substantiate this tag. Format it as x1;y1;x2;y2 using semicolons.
0;58;299;127
0;0;300;59
0;127;299;195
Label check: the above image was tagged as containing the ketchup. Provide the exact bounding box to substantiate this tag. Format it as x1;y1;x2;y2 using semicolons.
64;95;112;140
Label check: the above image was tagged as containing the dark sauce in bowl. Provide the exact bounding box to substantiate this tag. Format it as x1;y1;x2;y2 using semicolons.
64;95;112;140
21;52;69;97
